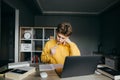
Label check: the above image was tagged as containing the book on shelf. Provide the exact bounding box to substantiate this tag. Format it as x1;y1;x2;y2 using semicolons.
5;66;35;80
20;43;32;52
32;55;41;63
8;61;30;69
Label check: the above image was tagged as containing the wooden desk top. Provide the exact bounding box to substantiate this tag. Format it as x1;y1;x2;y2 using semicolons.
0;63;112;80
61;74;112;80
24;63;112;80
23;70;112;80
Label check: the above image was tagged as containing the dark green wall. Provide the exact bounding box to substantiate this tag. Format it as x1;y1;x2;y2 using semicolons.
0;0;1;50
0;0;35;61
4;0;35;26
35;15;100;55
100;4;120;55
1;0;120;60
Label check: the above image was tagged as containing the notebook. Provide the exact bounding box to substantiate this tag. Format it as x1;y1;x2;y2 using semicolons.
56;56;102;78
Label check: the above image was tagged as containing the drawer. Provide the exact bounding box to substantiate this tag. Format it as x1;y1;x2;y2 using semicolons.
105;58;115;69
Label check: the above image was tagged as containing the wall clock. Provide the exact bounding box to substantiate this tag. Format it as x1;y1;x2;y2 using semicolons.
24;32;31;39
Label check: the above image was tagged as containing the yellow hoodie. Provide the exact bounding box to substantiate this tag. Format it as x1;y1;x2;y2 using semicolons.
41;39;80;65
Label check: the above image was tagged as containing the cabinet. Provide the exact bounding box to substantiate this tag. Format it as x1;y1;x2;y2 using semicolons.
19;27;56;62
93;52;120;71
105;56;120;71
93;52;105;64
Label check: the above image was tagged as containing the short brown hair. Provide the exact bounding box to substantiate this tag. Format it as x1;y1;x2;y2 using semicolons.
56;22;72;36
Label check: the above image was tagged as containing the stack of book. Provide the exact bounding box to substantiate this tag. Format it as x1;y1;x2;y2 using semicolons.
8;61;30;69
5;66;35;80
97;67;120;80
0;61;36;80
0;65;13;77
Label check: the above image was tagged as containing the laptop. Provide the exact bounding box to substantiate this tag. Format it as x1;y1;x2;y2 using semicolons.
55;56;102;78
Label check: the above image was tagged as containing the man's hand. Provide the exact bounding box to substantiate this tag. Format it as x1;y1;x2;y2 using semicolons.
65;38;71;43
50;42;59;55
50;46;57;55
63;38;71;45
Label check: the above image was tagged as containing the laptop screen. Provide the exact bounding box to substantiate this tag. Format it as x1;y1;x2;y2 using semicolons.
57;56;102;78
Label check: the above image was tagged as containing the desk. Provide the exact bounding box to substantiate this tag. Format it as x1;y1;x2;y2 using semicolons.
22;71;112;80
61;74;112;80
0;64;112;80
24;64;112;80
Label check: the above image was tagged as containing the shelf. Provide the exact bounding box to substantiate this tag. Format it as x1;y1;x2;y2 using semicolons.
19;27;56;62
32;50;42;52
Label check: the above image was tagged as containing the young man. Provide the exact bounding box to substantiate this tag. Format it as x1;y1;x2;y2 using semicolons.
41;22;80;64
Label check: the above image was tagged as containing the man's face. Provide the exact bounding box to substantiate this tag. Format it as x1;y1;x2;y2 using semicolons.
56;33;69;44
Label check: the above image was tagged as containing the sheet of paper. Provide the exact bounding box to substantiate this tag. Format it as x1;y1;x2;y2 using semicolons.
39;64;55;71
53;64;63;69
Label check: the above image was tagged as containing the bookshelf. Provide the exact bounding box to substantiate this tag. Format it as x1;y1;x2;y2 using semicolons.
19;27;56;62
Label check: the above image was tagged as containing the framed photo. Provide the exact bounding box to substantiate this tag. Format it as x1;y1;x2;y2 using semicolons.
20;43;32;52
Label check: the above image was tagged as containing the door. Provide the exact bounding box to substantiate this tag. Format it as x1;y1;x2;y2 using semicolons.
1;1;15;62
